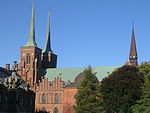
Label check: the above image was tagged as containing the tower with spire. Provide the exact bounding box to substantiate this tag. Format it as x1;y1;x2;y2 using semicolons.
129;24;138;66
18;1;42;87
18;1;57;87
41;13;57;69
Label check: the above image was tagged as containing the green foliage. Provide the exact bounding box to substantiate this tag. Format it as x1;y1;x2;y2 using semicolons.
131;62;150;113
132;95;150;113
138;62;150;93
100;66;144;113
75;67;105;113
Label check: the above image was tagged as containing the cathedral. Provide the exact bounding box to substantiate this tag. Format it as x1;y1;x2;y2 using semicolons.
0;1;138;113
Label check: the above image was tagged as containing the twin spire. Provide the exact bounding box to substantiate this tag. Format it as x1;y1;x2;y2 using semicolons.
24;1;138;66
42;13;53;53
24;0;53;53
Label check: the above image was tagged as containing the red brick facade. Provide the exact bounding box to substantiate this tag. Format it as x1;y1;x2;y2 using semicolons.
18;46;42;87
35;77;64;112
33;76;77;112
63;88;77;113
16;45;77;112
34;78;77;113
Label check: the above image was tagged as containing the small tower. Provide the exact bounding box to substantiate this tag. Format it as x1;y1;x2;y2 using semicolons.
129;24;138;66
18;0;42;87
41;13;57;69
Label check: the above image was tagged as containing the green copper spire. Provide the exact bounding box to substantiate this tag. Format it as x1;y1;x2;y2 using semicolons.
43;13;53;53
24;0;38;47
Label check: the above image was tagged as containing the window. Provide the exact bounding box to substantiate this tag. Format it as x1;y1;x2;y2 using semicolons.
54;93;59;104
42;94;46;104
53;107;59;113
59;93;62;104
51;93;53;104
42;107;46;112
26;54;30;64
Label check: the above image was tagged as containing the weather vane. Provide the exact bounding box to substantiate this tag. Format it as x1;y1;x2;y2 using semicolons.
132;20;134;28
48;0;51;14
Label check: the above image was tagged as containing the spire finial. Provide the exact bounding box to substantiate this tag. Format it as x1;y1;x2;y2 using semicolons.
32;0;34;9
132;20;134;29
24;0;38;47
48;0;51;16
42;12;53;53
48;0;50;12
48;10;50;16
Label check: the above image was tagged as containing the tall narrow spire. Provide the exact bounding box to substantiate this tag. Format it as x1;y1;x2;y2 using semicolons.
24;0;38;47
129;24;138;66
43;13;53;53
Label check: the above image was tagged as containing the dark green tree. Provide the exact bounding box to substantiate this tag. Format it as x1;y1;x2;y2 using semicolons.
132;95;150;113
75;67;105;113
132;62;150;113
100;65;144;113
138;62;150;95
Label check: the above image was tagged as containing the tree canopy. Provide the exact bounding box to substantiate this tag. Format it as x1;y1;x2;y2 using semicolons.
132;62;150;113
100;65;144;113
75;67;104;113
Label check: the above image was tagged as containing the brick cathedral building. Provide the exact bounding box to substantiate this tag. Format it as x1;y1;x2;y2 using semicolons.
2;2;138;113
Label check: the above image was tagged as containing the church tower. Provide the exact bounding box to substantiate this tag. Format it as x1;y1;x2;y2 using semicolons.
41;13;57;69
18;1;42;87
129;25;138;66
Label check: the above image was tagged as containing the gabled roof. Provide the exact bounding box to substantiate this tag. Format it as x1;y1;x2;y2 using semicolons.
0;67;11;78
43;66;118;82
4;71;28;89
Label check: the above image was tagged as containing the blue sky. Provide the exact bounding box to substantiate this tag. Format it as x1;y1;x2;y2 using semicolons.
0;0;150;68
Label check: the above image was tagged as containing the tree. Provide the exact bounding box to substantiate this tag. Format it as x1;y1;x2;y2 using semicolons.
132;95;150;113
75;67;105;113
100;65;144;113
132;62;150;113
138;62;150;95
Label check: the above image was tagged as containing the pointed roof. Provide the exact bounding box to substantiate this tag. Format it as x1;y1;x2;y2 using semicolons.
42;13;53;53
24;0;38;47
129;26;137;59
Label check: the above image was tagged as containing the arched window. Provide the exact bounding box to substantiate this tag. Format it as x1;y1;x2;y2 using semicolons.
42;94;46;104
42;107;47;112
51;93;53;104
53;107;59;113
54;93;59;104
59;93;62;104
26;54;30;64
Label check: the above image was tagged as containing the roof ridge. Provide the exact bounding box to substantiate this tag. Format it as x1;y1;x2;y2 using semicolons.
46;66;119;70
